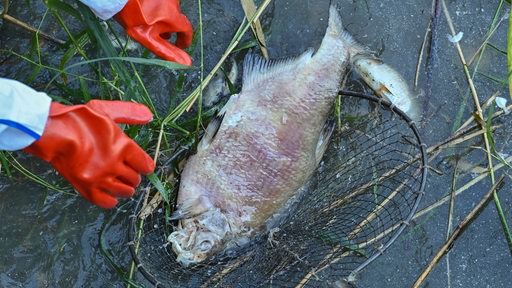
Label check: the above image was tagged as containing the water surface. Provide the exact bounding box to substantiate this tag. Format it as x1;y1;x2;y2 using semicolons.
1;0;511;287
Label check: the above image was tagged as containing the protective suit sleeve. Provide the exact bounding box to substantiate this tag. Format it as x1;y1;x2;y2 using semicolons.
78;0;128;20
0;78;52;151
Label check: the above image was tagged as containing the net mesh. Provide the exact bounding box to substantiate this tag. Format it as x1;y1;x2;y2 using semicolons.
128;92;427;287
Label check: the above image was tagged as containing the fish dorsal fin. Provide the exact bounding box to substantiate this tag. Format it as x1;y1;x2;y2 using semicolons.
197;109;226;151
242;50;314;91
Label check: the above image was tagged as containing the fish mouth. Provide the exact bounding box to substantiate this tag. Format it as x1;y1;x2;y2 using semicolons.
168;208;230;267
168;227;223;267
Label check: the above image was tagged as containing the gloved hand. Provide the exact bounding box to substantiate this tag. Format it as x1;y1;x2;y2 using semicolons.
24;100;156;208
114;0;193;65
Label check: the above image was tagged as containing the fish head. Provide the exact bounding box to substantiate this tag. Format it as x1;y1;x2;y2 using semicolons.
168;208;230;267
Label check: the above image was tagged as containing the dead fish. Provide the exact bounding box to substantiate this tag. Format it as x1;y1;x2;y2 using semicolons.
203;59;239;107
351;54;420;122
167;5;358;267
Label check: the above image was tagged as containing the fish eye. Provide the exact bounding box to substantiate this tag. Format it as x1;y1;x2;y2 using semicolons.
199;240;213;251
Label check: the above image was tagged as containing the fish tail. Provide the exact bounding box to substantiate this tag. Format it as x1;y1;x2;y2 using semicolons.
326;5;366;56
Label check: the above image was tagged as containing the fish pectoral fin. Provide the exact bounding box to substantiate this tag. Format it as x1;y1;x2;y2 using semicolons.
315;119;336;165
169;208;191;220
378;82;392;95
198;110;225;151
170;196;213;220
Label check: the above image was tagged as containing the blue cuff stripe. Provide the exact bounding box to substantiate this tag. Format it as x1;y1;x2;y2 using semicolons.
0;119;42;140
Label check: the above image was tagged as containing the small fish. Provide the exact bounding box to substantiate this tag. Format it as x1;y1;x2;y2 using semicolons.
203;59;239;107
168;5;358;266
351;54;420;122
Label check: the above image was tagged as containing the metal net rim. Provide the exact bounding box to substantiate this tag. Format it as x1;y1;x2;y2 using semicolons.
336;91;428;279
128;91;429;286
127;146;190;288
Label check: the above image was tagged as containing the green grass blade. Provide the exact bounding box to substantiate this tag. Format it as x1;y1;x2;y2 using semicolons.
99;207;144;287
508;0;512;98
63;56;193;70
147;173;169;203
0;151;12;176
5;152;69;193
44;0;81;19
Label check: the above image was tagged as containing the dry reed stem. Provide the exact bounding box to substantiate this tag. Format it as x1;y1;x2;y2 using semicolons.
467;11;509;66
240;0;269;59
412;174;505;288
184;0;272;112
414;19;431;89
455;91;501;133
441;0;512;255
0;7;66;45
440;0;495;182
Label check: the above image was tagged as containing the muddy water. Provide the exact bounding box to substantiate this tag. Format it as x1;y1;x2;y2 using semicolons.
1;0;511;287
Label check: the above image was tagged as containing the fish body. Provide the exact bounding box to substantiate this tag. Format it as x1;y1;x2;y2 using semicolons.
352;54;420;122
168;6;357;266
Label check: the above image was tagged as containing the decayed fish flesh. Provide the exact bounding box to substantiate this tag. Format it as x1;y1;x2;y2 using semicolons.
167;5;359;266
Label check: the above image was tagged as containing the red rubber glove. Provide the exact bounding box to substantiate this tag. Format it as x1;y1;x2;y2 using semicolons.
114;0;193;65
23;100;156;208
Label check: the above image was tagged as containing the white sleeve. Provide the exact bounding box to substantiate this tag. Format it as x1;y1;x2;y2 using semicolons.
0;78;52;151
79;0;129;20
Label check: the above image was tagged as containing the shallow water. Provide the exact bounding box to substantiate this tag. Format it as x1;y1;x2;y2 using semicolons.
1;0;511;287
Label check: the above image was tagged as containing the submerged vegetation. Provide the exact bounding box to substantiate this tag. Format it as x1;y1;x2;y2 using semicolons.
0;0;269;192
0;0;270;285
